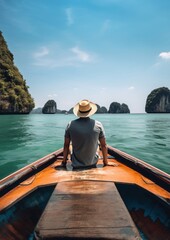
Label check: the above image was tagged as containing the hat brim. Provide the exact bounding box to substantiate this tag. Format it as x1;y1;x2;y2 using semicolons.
73;102;97;118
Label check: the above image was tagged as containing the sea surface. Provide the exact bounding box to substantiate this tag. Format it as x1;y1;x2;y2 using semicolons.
0;113;170;179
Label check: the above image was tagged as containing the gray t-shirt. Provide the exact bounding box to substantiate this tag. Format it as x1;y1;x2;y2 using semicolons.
65;118;105;168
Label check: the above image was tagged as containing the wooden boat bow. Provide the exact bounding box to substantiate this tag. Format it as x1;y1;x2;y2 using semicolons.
0;145;169;240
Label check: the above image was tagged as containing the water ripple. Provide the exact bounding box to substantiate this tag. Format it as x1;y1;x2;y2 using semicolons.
0;114;170;179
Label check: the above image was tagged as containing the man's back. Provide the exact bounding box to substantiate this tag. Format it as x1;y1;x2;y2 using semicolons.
62;99;108;168
65;118;105;168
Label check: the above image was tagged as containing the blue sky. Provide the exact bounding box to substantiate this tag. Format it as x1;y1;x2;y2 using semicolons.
0;0;170;113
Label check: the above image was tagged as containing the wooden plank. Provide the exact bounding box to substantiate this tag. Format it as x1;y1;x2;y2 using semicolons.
35;181;141;239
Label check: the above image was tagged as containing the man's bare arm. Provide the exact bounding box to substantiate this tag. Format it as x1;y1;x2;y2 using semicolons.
62;137;70;166
99;137;108;166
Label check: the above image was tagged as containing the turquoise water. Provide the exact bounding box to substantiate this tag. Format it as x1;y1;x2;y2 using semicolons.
0;114;170;179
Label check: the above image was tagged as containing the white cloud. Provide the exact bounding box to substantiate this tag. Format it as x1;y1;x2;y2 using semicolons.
33;45;94;67
48;93;58;98
65;8;74;26
159;52;170;60
128;86;135;90
70;47;92;62
34;47;49;58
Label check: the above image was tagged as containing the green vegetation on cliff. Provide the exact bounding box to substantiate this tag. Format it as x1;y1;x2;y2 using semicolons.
145;87;170;113
0;32;34;113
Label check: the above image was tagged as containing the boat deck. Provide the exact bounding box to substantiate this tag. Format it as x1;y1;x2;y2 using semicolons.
35;181;140;240
0;155;169;211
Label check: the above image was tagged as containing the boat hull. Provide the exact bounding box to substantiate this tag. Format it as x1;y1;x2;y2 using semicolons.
0;146;169;239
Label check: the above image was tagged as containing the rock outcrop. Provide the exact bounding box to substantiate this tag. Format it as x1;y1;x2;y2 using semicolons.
145;87;170;113
31;108;42;114
38;101;130;114
0;32;34;114
96;104;107;113
42;100;57;114
108;102;130;113
68;107;73;114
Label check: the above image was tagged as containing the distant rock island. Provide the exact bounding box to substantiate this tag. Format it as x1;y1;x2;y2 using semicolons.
0;31;34;114
145;87;170;113
96;104;108;113
42;100;57;114
33;101;130;114
108;102;130;113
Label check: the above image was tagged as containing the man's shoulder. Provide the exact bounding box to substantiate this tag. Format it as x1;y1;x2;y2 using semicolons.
71;118;103;127
94;119;103;127
67;119;80;127
66;120;73;129
68;119;78;124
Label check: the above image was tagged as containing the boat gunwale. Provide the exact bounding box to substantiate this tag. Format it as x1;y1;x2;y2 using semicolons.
0;148;63;197
108;146;170;192
0;145;170;197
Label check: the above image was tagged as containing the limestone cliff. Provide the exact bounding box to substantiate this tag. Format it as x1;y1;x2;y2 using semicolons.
0;32;34;114
145;87;170;113
42;100;57;114
68;107;73;114
96;104;107;113
108;102;130;113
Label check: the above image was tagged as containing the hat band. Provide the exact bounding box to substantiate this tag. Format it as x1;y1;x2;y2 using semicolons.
79;107;92;113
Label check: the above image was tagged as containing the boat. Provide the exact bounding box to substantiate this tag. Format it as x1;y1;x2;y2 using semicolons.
0;145;169;240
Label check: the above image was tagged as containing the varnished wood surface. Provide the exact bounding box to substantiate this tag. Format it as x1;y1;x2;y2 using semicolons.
35;181;140;240
0;152;170;212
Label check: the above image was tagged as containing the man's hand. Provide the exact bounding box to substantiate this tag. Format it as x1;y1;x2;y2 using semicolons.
103;162;118;167
61;160;67;168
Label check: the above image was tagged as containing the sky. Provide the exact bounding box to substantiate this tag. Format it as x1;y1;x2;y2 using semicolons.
0;0;170;113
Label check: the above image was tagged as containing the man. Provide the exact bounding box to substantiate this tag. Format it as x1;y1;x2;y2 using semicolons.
61;99;109;169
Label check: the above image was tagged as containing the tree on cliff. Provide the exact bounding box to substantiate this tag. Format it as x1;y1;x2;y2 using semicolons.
145;87;170;113
0;32;34;113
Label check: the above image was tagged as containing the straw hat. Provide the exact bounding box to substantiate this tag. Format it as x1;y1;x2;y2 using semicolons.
73;100;97;118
